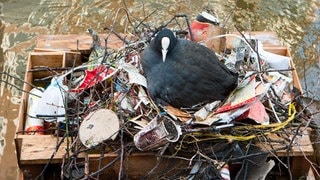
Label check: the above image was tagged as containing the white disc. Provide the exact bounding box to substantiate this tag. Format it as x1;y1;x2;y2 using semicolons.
79;109;120;148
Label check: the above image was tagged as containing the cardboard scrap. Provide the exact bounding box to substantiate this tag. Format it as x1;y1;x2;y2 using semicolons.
215;77;256;114
194;76;271;125
164;105;192;122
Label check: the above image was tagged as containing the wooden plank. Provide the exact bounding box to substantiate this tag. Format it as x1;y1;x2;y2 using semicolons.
63;52;82;67
28;52;65;80
257;128;314;157
30;52;65;67
35;33;133;51
287;49;303;93
290;156;314;178
263;46;287;56
16;53;33;134
37;31;281;52
87;153;188;179
246;31;282;46
19;135;68;165
264;46;288;56
226;31;282;48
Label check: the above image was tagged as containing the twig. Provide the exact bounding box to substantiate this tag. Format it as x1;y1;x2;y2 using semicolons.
103;26;129;45
29;66;71;72
86;155;121;178
256;133;288;168
97;144;106;180
229;146;289;162
135;9;157;30
144;143;170;178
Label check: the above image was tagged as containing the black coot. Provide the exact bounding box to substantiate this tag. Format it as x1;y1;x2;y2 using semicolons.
141;28;238;108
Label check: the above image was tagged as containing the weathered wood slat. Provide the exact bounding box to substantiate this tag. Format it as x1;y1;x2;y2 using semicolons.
35;34;133;51
257;128;314;157
246;31;282;46
19;135;68;165
87;153;189;179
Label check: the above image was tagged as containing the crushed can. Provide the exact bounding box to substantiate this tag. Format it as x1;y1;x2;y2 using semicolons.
134;116;181;151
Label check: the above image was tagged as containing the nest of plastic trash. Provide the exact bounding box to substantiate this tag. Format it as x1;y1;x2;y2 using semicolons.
23;22;318;179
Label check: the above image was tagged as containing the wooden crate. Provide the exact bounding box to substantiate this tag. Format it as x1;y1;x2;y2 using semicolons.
15;32;313;179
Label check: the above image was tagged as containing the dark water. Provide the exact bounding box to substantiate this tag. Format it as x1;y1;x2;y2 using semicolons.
0;0;319;179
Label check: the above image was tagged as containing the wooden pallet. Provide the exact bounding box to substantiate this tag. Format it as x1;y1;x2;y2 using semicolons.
15;32;314;179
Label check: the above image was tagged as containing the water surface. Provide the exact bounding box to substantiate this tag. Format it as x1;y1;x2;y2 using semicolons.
0;0;319;179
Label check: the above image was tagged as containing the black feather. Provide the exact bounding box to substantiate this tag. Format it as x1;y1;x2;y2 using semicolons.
142;28;238;108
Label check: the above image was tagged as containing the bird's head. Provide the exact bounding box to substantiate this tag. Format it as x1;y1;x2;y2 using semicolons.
154;28;177;62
